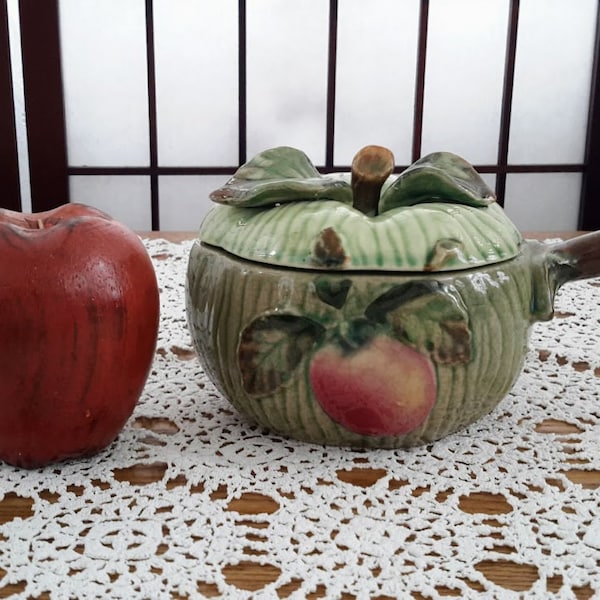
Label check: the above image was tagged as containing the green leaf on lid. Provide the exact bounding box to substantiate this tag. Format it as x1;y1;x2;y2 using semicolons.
210;146;353;208
378;151;495;214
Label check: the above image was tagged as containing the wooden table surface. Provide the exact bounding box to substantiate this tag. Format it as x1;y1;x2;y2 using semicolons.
0;231;597;599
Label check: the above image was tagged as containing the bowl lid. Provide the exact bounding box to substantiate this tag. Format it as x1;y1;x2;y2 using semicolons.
199;146;522;272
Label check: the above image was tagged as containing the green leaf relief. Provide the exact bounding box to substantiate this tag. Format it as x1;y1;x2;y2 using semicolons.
378;151;495;214
209;147;496;214
365;281;472;365
238;313;325;396
314;277;353;309
236;146;321;180
210;146;352;208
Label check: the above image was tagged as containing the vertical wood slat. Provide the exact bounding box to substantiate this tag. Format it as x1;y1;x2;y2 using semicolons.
0;0;20;210
495;0;520;208
412;0;429;163
145;0;159;230
580;1;600;230
238;0;247;166
325;0;338;169
18;0;68;211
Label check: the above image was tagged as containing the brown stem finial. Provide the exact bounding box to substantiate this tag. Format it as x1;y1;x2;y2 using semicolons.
351;145;395;216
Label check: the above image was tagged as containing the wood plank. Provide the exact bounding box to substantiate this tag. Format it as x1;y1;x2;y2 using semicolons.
0;0;20;210
18;0;69;210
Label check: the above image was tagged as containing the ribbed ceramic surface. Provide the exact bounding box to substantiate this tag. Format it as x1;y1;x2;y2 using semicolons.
199;200;522;271
186;242;541;448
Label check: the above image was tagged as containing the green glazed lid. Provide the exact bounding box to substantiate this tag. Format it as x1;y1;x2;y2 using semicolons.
199;146;522;272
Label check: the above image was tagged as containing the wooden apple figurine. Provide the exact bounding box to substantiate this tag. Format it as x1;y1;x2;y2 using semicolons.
0;203;160;468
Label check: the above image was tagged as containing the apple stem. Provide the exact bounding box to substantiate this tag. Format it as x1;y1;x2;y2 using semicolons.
37;219;44;229
351;145;395;216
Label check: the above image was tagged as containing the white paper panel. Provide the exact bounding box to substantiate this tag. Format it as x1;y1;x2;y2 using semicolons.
421;0;509;164
159;176;224;231
503;173;581;232
69;176;151;231
509;0;596;164
6;0;31;212
153;1;238;166
59;0;149;166
334;0;420;166
246;0;329;163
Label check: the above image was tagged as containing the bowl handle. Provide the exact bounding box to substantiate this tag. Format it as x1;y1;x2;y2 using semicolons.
548;230;600;285
528;231;600;323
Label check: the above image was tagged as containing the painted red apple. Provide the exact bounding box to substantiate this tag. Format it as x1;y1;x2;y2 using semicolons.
309;335;436;436
0;203;160;468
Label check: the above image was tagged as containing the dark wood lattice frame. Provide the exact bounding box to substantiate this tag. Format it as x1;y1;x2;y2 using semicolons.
1;0;599;230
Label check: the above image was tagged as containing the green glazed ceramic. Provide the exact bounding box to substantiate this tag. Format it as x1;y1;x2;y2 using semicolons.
186;145;600;448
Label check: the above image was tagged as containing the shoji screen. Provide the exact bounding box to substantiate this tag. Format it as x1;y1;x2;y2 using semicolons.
5;0;599;231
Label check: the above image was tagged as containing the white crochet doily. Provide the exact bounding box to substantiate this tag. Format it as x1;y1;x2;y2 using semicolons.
0;238;598;600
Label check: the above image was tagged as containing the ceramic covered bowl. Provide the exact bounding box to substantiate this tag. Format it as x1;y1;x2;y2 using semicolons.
185;146;600;448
